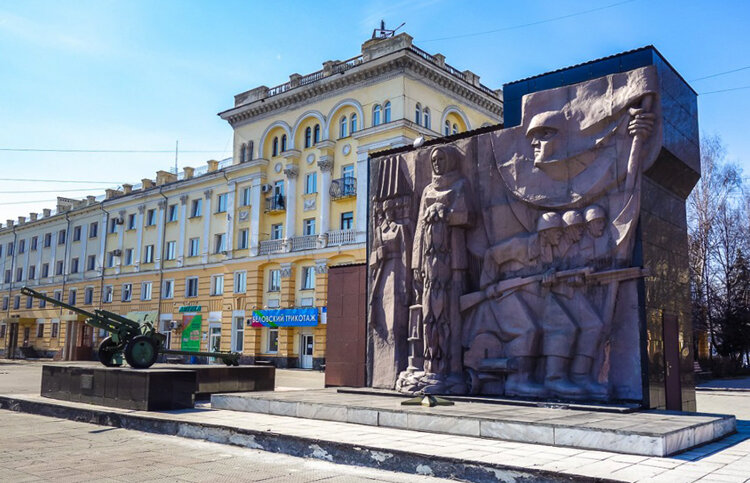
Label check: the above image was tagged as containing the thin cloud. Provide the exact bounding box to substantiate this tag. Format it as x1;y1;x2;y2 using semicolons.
0;10;108;56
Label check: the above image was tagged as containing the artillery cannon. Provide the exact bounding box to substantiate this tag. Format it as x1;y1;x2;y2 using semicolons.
21;287;240;369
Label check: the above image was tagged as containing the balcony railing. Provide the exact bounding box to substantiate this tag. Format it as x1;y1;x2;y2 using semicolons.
259;239;285;255
290;235;317;251
327;229;357;246
329;177;356;200
265;195;286;213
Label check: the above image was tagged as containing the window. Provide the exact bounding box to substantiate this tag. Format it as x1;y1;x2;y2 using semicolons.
122;284;132;302
339;116;348;138
272;137;279;157
247;141;254;160
144;245;154;264
444;120;451;136
215;194;227;213
313;124;320;144
124;248;134;266
51;321;59;338
89;222;98;238
305;172;317;194
55;261;64;276
302;266;315;290
384;101;391;122
163;280;174;299
102;285;113;303
271;224;283;240
109;219;118;234
127;214;136;230
168;204;178;222
234;271;246;293
191;199;202;217
106;252;115;268
44;233;52;247
87;255;96;271
415;103;422;125
211;275;224;295
18;239;25;254
165;241;176;260
342;164;354;179
28;265;36;280
41;263;49;278
341;211;354;230
141;282;152;301
7;242;13;255
146;209;156;226
36;323;44;338
304;127;312;148
25;296;32;309
30;236;38;251
0;323;5;337
4;270;10;283
304;218;316;236
53;290;62;302
68;289;76;305
214;234;226;254
15;267;23;282
241;187;251;206
424;107;431;129
281;134;287;152
73;226;81;241
268;328;278;352
233;316;244;352
71;257;79;274
453;123;459;135
238;229;249;250
268;269;281;292
13;295;20;309
240;143;247;162
373;104;381;126
84;287;94;305
350;113;357;133
1;297;7;310
188;238;200;257
185;277;199;298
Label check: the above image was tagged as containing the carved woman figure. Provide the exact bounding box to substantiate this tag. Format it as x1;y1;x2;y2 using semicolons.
369;198;411;388
412;146;473;391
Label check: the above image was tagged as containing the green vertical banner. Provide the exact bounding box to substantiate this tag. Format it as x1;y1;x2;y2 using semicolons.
181;314;202;351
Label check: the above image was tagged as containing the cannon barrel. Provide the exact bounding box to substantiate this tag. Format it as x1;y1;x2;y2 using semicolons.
21;286;99;319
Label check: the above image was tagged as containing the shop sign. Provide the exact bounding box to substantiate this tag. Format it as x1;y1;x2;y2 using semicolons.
181;314;202;351
249;308;318;328
179;306;202;313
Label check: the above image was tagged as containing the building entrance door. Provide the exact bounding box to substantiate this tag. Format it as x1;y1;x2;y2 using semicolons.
208;325;222;364
7;322;18;359
663;312;682;411
22;327;30;348
301;334;314;369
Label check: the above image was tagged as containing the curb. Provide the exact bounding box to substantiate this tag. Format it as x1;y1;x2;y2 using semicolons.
696;387;750;393
0;395;617;483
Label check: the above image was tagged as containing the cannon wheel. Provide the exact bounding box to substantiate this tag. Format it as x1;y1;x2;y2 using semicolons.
98;337;122;367
124;335;159;369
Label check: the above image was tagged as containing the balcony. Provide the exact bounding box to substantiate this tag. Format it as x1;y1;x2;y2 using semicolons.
329;177;356;201
290;235;317;252
259;239;285;255
327;229;357;246
265;195;286;213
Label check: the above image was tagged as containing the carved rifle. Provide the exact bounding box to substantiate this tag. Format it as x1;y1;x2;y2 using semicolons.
459;266;649;312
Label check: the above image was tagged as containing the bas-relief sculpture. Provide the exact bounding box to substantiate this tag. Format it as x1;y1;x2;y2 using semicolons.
370;65;663;402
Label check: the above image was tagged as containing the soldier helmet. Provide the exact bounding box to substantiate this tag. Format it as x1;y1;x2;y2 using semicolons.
584;205;606;222
536;211;562;232
562;210;584;227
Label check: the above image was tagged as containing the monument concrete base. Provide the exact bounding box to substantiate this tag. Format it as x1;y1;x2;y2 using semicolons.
41;364;276;410
211;388;735;457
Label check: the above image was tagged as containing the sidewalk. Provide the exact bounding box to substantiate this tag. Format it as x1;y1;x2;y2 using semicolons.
2;392;749;482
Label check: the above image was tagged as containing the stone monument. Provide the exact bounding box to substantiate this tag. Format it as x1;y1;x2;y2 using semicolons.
368;47;699;408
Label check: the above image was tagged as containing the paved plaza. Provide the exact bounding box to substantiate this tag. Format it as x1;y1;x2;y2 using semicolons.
1;360;750;482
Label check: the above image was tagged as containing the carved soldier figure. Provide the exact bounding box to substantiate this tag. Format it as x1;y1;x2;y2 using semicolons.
369;198;411;388
412;146;473;391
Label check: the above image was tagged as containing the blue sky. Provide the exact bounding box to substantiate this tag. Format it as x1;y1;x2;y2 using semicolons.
1;0;749;221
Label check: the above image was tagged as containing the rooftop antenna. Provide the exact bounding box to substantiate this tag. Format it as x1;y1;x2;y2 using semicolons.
174;140;179;175
372;20;405;39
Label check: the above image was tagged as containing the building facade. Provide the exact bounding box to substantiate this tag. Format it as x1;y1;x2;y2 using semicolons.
0;32;502;369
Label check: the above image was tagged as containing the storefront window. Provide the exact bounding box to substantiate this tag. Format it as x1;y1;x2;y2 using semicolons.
268;328;278;353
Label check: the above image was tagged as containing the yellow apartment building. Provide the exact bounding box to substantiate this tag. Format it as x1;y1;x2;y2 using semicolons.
0;32;502;369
